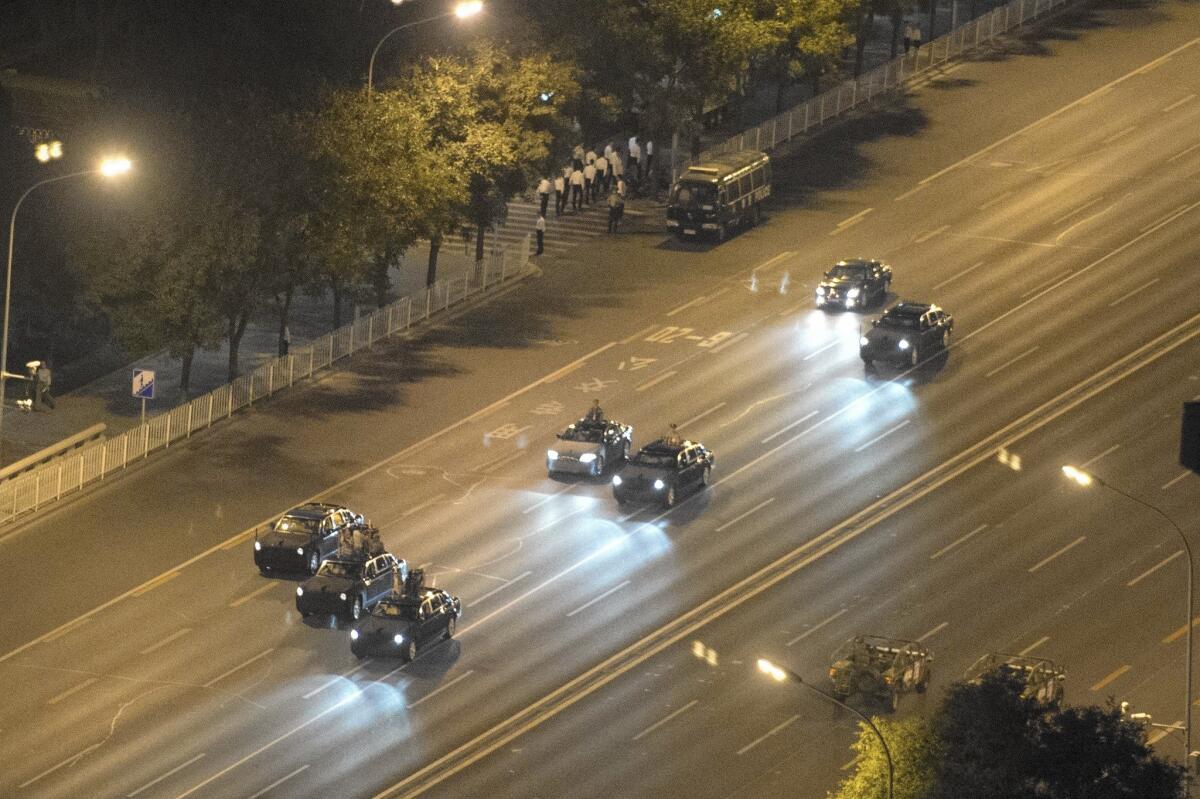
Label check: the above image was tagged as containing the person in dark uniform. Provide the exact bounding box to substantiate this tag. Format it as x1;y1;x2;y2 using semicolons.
665;423;683;446
585;399;604;423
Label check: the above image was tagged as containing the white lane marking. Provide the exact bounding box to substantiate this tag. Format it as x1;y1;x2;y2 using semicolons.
723;390;807;428
139;628;193;656
1021;273;1069;298
522;483;576;514
482;452;524;474
1054;203;1115;244
0;341;621;668
715;499;775;533
1127;551;1184;587
1081;444;1120;468
667;296;708;317
229;584;277;609
246;764;309;799
566;581;631;618
913;224;949;244
1140;204;1190;233
1100;125;1137;145
930;524;989;560
203;649;274;688
1053;196;1103;225
636;370;679;392
931;261;985;291
632;700;700;741
734;251;796;283
761;411;819;444
835;208;873;228
894;183;930;202
47;676;99;705
802;340;840;361
1108;277;1160;306
1167;144;1200;163
127;754;207;798
530;507;587;536
1162;471;1192;491
1164;94;1197;112
1147;720;1184;746
402;493;448;516
1090;664;1131;692
1018;636;1049;656
918;622;949;642
1028;536;1086;573
407;671;476;709
977;190;1013;211
301;659;375;700
985;346;1040;379
913;36;1200;188
736;715;799;755
853;420;910;453
468;571;532;608
787;609;848;647
678;403;726;431
19;743;103;788
620;324;658;345
708;331;749;354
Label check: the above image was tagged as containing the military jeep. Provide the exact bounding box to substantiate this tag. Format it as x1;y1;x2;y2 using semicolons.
829;635;933;711
965;653;1066;705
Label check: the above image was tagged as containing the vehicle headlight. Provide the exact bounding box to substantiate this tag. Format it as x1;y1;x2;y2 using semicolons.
816;286;826;296
898;339;910;350
254;540;262;551
350;629;359;640
296;587;304;597
297;547;305;555
612;475;622;486
654;479;665;490
339;593;348;601
547;450;559;460
847;287;861;299
393;634;404;645
860;336;869;347
579;453;597;463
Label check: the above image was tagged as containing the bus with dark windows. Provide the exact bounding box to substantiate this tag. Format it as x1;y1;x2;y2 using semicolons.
666;150;771;242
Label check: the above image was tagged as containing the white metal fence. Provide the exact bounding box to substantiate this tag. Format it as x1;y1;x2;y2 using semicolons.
0;234;532;525
703;0;1071;159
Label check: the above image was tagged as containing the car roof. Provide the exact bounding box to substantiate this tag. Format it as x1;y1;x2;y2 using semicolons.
640;439;697;456
885;302;936;319
285;502;342;520
833;259;878;268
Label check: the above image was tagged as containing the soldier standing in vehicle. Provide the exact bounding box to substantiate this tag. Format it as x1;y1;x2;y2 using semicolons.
585;399;604;423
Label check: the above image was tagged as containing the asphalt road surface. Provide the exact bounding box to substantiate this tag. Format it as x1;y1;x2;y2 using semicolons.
3;1;1199;797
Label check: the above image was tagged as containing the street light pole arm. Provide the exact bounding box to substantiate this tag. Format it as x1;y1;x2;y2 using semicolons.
366;13;449;96
784;667;894;799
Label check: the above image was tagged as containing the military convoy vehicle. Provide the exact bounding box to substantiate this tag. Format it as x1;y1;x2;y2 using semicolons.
965;653;1066;705
828;635;933;711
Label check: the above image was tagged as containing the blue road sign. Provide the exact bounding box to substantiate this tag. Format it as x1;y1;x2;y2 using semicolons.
132;368;156;400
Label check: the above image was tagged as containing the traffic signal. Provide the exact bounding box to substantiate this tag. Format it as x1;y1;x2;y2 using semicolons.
1181;402;1200;473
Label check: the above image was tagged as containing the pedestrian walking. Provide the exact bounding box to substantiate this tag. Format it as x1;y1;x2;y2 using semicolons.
593;153;608;198
628;137;641;181
537;176;551;217
553;174;566;217
583;161;596;204
570;166;584;211
535;213;545;255
36;361;54;410
911;22;922;52
607;190;621;233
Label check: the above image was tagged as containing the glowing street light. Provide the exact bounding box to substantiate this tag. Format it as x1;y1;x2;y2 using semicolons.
756;657;893;799
366;1;484;96
1;155;133;461
1062;464;1194;772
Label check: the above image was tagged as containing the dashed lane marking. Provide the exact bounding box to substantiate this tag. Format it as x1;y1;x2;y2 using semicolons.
1028;537;1086;573
229;584;276;609
715;499;775;533
1127;551;1184;588
736;715;799;755
245;764;308;799
1089;664;1131;692
632;700;699;742
408;671;475;709
930;524;988;560
787;609;848;647
128;754;207;798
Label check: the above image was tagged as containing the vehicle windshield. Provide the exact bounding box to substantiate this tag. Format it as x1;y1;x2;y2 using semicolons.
374;600;420;620
274;515;318;535
671;181;716;207
828;265;868;280
632;452;675;468
880;312;920;330
560;424;605;443
317;561;362;579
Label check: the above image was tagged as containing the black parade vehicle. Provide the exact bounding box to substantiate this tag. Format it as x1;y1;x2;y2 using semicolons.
254;503;364;575
859;302;954;370
613;433;714;508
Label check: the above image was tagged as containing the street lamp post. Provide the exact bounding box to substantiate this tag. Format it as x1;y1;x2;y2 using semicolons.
366;0;483;97
1062;465;1194;773
758;658;894;799
1;157;132;461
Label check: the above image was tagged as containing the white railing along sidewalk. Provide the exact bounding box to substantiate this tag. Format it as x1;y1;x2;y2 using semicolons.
0;234;532;526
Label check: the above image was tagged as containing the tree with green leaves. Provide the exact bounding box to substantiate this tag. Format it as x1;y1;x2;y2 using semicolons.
834;671;1186;799
762;0;853;113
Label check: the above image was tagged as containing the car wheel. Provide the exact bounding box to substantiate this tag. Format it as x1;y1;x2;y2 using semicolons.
622;440;631;461
752;205;762;226
595;454;605;476
307;550;320;575
701;466;711;487
941;330;950;349
909;346;919;367
717;224;726;243
916;670;930;693
862;358;873;370
665;485;676;508
403;639;418;662
446;616;457;640
353;648;365;660
350;596;363;621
